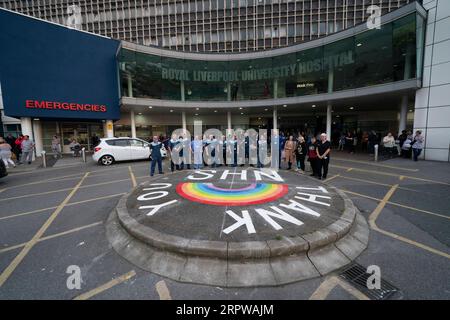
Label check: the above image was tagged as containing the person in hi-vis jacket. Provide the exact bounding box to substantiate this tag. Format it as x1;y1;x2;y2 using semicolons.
149;136;164;176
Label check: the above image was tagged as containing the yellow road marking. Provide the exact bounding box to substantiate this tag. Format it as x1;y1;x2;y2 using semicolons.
0;221;102;254
73;270;136;300
323;174;340;183
339;175;392;187
0;177;139;202
368;184;399;229
330;164;450;186
342;189;450;221
128;166;137;188
346;168;353;172
155;280;172;300
0;189;5;194
368;185;450;260
0;193;125;221
399;175;405;181
0;172;90;288
309;276;369;300
332;157;419;172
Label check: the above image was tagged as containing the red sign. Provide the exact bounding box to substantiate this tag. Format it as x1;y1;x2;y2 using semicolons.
25;100;107;113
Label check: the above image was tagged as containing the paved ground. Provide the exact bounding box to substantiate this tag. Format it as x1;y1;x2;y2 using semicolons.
0;153;449;299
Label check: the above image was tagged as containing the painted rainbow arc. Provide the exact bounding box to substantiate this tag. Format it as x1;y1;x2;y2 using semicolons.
176;182;288;206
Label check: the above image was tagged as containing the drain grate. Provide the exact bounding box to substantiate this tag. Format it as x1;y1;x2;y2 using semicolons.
339;263;401;300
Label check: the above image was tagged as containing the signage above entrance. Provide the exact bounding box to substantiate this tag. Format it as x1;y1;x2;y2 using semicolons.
25;100;108;113
0;9;120;120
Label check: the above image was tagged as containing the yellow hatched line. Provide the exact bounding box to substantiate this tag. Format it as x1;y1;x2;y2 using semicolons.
0;221;103;254
330;164;450;186
368;185;450;260
0;172;90;288
128;166;137;188
0;177;140;202
342;189;450;221
155;280;172;300
309;276;369;300
0;193;125;221
73;270;136;300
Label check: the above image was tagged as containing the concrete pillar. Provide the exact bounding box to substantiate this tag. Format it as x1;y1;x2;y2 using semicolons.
181;111;187;132
273;107;278;130
20;117;33;138
32;119;43;156
326;104;332;139
20;117;34;160
181;81;185;101
399;95;408;134
130;110;136;138
127;74;133;97
227;111;232;130
328;69;334;93
105;120;114;138
273;79;278;99
227;83;231;101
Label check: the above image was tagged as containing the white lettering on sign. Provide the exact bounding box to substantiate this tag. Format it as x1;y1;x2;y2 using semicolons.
222;210;256;235
139;200;178;216
279;200;321;217
253;169;284;182
187;170;217;180
220;169;247;181
255;207;303;230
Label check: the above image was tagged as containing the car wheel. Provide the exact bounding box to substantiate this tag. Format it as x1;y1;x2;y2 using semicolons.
100;155;114;166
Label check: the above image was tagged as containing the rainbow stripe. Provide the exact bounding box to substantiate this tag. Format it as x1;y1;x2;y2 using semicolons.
176;182;288;206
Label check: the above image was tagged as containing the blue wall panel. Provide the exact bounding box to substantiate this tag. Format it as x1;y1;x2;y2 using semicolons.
0;9;120;120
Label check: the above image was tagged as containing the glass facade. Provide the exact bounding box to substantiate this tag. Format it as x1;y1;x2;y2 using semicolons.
120;13;422;102
1;0;414;53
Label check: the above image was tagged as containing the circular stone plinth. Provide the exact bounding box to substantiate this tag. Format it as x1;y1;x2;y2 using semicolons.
107;168;369;287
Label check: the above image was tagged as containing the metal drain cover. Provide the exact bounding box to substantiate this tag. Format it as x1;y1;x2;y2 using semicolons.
339;263;402;300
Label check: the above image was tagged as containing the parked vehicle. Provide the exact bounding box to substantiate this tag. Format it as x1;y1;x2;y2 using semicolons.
0;160;7;178
93;138;167;165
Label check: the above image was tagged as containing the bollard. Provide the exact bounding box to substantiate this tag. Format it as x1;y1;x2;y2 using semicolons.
374;144;379;162
81;147;86;163
41;150;47;168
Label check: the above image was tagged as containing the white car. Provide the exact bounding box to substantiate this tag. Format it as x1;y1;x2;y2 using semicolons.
93;137;167;165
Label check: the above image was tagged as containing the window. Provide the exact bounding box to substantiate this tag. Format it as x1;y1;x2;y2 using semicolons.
106;139;130;147
130;139;144;147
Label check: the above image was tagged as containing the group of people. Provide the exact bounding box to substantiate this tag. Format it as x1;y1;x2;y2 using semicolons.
147;131;332;180
336;129;424;161
0;134;35;168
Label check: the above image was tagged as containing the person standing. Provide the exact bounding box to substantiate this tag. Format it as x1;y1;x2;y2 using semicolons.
168;134;181;172
14;134;24;162
20;135;35;164
149;136;163;176
383;132;396;158
91;133;100;148
307;136;319;177
5;133;15;149
191;135;203;169
316;133;331;180
412;130;424;162
345;132;354;153
284;135;296;170
295;136;307;173
0;137;16;168
51;135;62;159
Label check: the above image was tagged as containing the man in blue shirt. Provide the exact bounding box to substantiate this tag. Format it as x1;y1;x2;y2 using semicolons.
150;136;164;176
